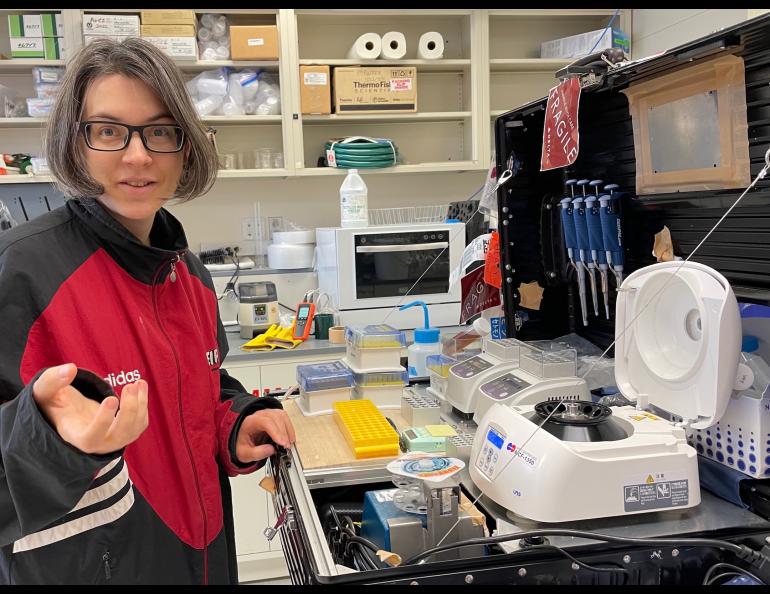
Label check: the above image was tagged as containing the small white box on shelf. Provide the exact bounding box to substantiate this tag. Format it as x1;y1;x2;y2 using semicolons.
82;14;140;37
7;14;42;38
143;36;198;60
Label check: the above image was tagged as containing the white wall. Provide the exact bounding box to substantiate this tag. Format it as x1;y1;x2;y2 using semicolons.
631;9;755;59
167;171;487;253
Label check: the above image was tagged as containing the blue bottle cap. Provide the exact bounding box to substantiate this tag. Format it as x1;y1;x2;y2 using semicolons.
415;327;440;344
742;335;760;353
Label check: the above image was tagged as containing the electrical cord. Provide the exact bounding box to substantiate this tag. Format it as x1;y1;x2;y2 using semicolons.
525;543;628;575
401;528;753;566
702;562;764;585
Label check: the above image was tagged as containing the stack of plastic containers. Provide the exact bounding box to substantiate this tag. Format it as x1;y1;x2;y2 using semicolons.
426;330;484;401
344;324;408;409
295;360;354;417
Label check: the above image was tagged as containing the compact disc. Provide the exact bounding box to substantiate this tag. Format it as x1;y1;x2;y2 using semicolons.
386;453;465;482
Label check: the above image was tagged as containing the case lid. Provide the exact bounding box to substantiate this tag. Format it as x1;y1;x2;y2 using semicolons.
296;360;354;392
345;324;407;349
614;261;741;429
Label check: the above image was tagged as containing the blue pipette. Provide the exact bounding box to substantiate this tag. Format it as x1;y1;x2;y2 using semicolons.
600;183;624;285
586;180;610;319
560;179;588;326
573;179;599;317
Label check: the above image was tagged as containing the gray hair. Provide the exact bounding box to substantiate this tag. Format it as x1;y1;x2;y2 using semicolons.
45;37;218;202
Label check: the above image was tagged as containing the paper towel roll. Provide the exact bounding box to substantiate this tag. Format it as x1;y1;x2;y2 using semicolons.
272;229;316;245
418;32;445;60
380;31;407;60
347;33;382;60
268;243;315;269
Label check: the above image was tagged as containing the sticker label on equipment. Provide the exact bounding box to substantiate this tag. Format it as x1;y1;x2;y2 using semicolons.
247;38;265;46
623;475;689;512
304;72;328;85
390;78;412;91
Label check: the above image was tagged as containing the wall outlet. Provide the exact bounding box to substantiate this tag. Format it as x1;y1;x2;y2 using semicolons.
242;217;255;240
199;240;257;256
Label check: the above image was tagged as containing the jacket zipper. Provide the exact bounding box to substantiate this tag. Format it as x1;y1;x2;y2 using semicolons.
151;251;209;585
102;551;111;581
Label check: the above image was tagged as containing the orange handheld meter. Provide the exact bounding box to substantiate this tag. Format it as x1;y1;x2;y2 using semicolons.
292;302;316;341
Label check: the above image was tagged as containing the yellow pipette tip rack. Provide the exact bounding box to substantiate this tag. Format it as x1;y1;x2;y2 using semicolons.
333;399;400;459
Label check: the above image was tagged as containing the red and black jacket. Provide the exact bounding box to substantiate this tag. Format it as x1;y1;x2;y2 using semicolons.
0;197;281;584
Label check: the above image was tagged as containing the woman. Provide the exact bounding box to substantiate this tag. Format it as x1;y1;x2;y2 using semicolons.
0;37;295;584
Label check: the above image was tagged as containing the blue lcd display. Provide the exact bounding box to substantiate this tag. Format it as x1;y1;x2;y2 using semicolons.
487;428;504;450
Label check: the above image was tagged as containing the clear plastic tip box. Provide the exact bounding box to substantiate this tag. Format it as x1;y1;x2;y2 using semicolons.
296;361;354;416
517;340;577;379
345;324;406;370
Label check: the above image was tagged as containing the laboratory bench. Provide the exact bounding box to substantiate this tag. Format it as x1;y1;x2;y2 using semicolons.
222;326;464;582
264;386;770;585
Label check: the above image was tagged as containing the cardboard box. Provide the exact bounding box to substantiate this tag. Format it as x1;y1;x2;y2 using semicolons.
10;37;44;58
142;36;198;60
300;65;331;114
333;66;417;113
140;10;196;25
8;14;42;37
84;34;132;46
82;14;140;37
41;13;65;37
10;36;66;60
230;25;279;60
541;28;629;59
141;24;195;38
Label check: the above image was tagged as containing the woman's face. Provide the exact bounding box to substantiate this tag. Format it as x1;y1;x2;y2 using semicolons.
79;74;186;224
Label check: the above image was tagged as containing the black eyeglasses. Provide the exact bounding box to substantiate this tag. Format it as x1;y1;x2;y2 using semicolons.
79;121;186;153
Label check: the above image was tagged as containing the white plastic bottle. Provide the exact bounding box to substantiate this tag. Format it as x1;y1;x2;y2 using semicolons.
399;301;441;377
739;336;770;399
340;168;368;228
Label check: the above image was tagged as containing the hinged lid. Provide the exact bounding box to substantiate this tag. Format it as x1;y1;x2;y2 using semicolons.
614;261;741;429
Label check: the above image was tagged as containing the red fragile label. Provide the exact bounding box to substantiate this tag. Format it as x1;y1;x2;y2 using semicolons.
460;265;501;324
540;77;581;171
483;231;502;289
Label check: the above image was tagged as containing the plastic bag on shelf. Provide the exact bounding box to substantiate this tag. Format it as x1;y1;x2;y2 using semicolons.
253;72;281;115
0;200;18;232
0;84;26;117
197;13;230;61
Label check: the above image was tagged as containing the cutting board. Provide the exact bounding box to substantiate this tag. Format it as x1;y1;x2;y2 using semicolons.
284;398;409;470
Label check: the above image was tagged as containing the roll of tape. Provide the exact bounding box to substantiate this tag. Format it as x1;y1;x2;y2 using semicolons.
267;243;315;269
272;230;316;245
417;32;445;60
380;31;407;60
328;326;346;344
347;32;382;60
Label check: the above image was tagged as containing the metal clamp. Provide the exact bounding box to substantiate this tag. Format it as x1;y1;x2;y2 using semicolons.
264;506;289;541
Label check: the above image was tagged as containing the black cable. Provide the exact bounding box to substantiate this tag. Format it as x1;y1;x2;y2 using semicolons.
527;543;628;575
702;562;763;585
706;572;744;585
401;528;748;566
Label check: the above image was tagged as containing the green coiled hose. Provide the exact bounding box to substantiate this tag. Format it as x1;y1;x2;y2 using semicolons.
324;136;399;169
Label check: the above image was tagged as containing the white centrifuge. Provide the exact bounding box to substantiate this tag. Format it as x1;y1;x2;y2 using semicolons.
470;261;741;523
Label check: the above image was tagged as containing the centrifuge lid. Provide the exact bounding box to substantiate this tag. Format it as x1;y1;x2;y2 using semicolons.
614;261;741;429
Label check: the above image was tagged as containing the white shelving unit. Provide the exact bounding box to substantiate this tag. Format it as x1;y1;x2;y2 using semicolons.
0;8;629;184
286;8;486;174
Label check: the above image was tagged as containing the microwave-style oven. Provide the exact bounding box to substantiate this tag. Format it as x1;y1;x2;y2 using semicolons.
317;223;466;329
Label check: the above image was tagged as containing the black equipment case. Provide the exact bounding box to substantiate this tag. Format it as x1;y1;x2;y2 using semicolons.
267;14;770;585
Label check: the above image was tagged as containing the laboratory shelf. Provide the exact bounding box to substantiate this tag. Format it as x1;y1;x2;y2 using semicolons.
302;112;472;124
0;59;66;71
0;118;48;127
298;59;471;73
296;161;485;176
489;58;571;72
217;168;291;179
0;175;54;184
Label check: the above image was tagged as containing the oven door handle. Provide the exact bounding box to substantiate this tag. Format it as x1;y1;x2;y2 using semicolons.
355;242;449;253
